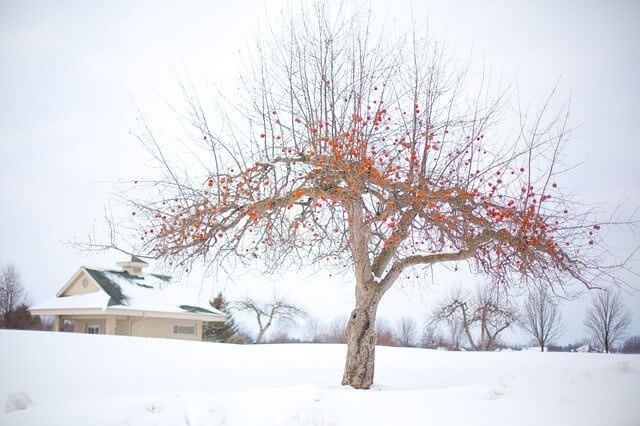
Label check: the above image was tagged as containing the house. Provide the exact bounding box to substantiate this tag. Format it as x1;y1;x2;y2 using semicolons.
30;256;225;340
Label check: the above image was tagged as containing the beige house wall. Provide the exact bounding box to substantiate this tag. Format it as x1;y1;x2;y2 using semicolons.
130;317;202;340
58;314;202;340
61;271;100;296
116;318;130;335
71;318;106;334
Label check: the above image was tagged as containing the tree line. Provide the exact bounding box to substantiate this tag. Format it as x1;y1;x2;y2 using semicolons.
1;262;635;353
205;281;635;354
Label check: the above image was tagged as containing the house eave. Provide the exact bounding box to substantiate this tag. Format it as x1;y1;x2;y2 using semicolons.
29;307;226;322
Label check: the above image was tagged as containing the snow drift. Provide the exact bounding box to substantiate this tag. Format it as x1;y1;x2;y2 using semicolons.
0;330;638;425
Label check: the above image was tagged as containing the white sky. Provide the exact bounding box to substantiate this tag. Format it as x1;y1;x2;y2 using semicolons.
1;0;639;345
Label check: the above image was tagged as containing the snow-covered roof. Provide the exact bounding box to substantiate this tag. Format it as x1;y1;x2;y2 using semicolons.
31;267;224;320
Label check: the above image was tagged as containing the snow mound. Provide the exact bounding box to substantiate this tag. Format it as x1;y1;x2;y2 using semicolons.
4;392;33;414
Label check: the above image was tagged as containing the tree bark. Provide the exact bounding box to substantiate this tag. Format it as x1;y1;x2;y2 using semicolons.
341;281;382;389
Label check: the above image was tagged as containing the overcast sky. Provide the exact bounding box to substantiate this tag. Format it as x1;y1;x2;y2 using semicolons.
1;0;639;344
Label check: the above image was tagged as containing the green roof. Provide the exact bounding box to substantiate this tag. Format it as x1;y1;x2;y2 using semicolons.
130;255;149;265
76;267;224;317
84;268;131;306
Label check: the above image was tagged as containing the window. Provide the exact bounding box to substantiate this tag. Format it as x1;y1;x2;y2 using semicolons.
87;325;100;334
173;325;195;335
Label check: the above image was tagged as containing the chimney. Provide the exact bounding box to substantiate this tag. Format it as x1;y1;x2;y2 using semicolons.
116;255;149;276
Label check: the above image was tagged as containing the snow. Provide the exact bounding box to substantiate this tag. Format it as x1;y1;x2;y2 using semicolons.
1;330;639;425
31;268;222;317
97;270;218;314
520;346;547;352
30;291;110;310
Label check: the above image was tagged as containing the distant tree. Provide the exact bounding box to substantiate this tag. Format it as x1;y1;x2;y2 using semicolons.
375;318;397;347
233;327;254;344
420;322;446;349
394;316;418;347
2;304;42;330
432;284;517;351
584;291;632;353
203;292;240;343
0;264;37;329
234;297;307;343
420;322;438;349
520;287;565;352
621;335;640;354
324;317;348;344
303;317;327;343
444;316;466;351
268;324;299;343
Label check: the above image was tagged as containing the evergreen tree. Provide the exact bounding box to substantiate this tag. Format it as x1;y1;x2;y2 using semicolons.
1;304;43;330
203;292;239;343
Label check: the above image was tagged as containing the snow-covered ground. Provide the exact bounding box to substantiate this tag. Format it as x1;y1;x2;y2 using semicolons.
1;330;638;425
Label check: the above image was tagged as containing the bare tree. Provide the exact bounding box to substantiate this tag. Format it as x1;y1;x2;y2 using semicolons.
375;318;397;347
324;316;348;343
520;286;565;351
584;291;632;353
621;335;640;354
420;322;441;349
99;2;636;388
432;284;517;351
233;297;307;344
394;316;418;347
420;318;456;351
268;324;296;343
303;316;327;343
0;264;31;328
444;315;466;351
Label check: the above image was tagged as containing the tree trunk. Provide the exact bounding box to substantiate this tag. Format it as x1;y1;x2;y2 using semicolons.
254;326;267;344
341;281;381;389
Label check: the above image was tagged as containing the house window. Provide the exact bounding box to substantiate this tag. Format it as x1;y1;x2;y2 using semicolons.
87;325;100;334
173;325;195;335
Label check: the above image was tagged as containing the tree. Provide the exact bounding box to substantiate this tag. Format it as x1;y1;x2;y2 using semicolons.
303;316;327;343
421;323;446;349
0;263;34;329
267;324;299;343
432;284;517;351
113;3;634;388
584;291;632;353
234;297;306;343
621;335;640;354
202;292;240;343
520;286;565;351
375;318;397;347
324;316;348;344
394;316;418;347
420;322;441;349
2;304;42;330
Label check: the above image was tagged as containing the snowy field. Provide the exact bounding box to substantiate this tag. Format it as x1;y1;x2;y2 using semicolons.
0;330;638;426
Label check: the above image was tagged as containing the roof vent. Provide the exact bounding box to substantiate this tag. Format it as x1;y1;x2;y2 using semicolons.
116;255;149;277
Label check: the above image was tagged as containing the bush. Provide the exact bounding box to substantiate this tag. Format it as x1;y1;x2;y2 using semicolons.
622;335;640;354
